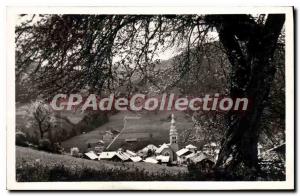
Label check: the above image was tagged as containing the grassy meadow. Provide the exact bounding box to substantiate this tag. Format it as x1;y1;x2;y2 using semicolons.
16;146;188;181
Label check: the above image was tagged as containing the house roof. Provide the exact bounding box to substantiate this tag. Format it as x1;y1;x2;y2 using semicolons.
116;152;131;161
84;151;99;160
140;144;158;153
192;154;207;163
156;143;170;154
125;149;137;156
185;144;197;149
110;129;120;135
186;152;196;159
99;140;105;144
105;130;114;135
146;144;158;151
99;151;131;161
143;157;158;164
176;148;192;157
129;156;142;162
99;151;116;159
190;152;214;164
156;155;170;163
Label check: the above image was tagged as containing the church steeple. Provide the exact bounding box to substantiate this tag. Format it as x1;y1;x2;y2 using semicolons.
169;114;179;152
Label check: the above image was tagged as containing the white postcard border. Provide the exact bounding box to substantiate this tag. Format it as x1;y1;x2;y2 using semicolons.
6;6;294;190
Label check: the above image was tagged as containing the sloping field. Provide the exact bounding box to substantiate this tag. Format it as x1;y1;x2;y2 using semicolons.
61;111;128;152
16;147;188;181
107;111;194;151
62;110;194;152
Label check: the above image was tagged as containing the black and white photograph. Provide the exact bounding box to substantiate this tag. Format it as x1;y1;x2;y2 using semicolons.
6;6;294;190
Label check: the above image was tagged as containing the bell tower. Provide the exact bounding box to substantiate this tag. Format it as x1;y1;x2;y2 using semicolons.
169;114;179;153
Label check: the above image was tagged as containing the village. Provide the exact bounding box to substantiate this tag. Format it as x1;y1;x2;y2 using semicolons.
69;114;219;169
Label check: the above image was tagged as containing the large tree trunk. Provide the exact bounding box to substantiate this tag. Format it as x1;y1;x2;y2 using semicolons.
205;14;285;178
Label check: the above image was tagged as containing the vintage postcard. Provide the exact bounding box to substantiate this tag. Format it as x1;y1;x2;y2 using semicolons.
6;6;294;190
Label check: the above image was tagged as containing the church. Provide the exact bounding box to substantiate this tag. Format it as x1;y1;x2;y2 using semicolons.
155;114;179;162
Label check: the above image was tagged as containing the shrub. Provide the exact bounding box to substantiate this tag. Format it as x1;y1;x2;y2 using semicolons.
70;147;80;157
52;142;64;154
38;139;52;152
16;131;28;147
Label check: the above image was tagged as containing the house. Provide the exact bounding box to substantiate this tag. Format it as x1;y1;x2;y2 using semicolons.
109;128;120;135
138;144;158;157
84;151;99;160
188;152;207;163
129;156;142;162
144;157;158;164
116;151;131;161
126;149;137;156
185;144;197;153
156;155;170;164
94;146;105;154
99;151;117;160
193;159;215;172
176;148;193;165
123;150;142;162
86;139;105;153
155;114;179;162
187;152;215;172
203;142;219;157
176;144;199;165
185;152;196;160
99;151;130;162
103;130;115;143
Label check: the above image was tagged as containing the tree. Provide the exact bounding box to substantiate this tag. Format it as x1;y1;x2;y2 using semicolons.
29;100;53;139
16;14;285;177
204;15;285;176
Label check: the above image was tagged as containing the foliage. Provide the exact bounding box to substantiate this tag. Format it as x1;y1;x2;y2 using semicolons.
38;138;52;152
16;15;212;97
28;100;54;139
16;131;29;147
70;147;80;157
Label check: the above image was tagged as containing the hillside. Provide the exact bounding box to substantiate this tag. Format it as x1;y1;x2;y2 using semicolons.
16;102;109;144
61;111;127;152
16;146;188;181
16;103;79;141
106;111;194;151
61;110;194;153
